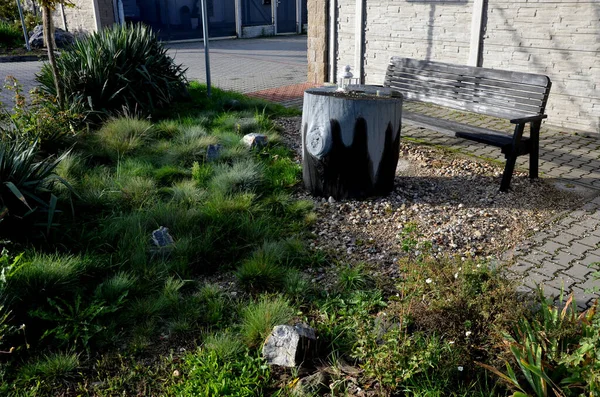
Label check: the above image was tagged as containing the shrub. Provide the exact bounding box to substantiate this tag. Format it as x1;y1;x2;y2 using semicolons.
173;349;270;397
1;78;87;152
36;24;187;116
482;295;600;397
169;180;205;205
236;251;287;292
337;263;372;292
240;295;294;347
94;116;153;160
0;21;22;50
210;159;263;195
0;139;71;233
18;352;79;385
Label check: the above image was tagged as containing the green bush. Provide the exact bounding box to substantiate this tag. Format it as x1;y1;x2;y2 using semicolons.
0;138;71;233
240;295;294;348
0;21;22;50
483;295;600;397
36;24;187;116
173;349;270;396
94;116;153;160
1;77;86;152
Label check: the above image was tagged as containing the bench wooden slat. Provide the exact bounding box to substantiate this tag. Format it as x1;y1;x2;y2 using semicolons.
389;80;543;114
389;57;551;87
387;72;547;105
386;67;549;96
400;89;534;120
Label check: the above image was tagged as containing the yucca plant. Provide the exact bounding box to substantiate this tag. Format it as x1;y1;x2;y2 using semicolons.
36;23;187;116
0;138;71;232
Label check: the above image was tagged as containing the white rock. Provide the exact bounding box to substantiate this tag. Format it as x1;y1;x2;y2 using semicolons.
242;133;268;149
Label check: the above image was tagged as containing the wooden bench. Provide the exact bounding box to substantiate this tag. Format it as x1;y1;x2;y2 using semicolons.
383;57;552;192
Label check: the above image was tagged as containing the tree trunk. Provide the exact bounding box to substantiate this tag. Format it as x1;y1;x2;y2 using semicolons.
42;6;63;107
301;87;403;200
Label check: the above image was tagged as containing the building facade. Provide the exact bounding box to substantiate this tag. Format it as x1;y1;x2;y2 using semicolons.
308;0;600;135
55;0;307;39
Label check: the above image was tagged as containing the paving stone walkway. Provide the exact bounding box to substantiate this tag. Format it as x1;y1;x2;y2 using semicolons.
399;101;600;309
0;36;308;106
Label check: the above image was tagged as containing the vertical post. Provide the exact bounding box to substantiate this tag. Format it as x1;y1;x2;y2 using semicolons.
468;0;485;66
272;0;277;34
354;0;364;83
92;0;102;31
60;3;68;30
329;0;336;83
296;0;301;33
118;0;125;25
201;0;212;97
15;0;31;51
235;0;242;38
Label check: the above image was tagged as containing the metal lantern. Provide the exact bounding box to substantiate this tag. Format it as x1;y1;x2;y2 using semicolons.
337;65;359;92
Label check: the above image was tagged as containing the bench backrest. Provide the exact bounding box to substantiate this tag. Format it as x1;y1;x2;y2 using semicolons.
383;57;552;120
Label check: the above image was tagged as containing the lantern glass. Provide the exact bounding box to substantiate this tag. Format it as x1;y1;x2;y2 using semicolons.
337;65;359;92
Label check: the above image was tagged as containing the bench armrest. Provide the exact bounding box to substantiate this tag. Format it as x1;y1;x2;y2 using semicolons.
510;114;547;124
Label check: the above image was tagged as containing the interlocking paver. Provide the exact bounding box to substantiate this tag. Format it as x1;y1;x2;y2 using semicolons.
563;242;594;258
549;232;578;246
577;252;600;267
578;234;600;248
553;249;582;265
539;240;567;255
566;264;595;281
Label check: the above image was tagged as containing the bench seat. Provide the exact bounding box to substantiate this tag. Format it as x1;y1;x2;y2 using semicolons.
404;111;532;158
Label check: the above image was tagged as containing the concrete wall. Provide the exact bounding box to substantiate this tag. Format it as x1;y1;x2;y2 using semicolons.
320;0;600;134
481;1;600;134
53;0;100;34
242;24;275;38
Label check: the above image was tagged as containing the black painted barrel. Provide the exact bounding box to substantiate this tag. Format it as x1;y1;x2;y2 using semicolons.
301;86;403;199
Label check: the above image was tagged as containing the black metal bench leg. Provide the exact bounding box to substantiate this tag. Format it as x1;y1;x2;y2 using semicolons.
529;120;541;180
500;123;526;192
501;156;518;192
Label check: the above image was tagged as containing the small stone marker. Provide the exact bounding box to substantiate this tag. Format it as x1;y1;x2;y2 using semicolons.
206;144;223;162
242;133;268;149
262;323;316;367
151;226;174;248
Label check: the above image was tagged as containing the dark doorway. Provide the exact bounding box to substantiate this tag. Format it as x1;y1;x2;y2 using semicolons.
276;0;296;33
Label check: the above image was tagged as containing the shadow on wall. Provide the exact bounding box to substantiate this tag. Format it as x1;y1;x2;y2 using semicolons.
406;0;468;61
480;2;600;134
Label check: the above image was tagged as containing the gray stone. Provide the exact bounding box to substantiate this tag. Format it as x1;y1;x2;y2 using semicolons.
242;133;268;149
262;324;316;367
29;25;76;49
151;226;174;248
206;144;223;162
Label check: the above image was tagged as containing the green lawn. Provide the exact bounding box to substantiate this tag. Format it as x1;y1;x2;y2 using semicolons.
0;83;598;397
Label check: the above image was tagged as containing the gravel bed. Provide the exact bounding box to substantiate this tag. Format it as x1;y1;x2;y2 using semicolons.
275;117;584;276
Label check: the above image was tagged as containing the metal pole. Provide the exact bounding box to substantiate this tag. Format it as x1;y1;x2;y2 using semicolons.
15;0;31;51
200;0;211;97
60;3;68;31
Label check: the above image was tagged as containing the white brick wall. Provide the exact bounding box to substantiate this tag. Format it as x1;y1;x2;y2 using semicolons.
53;0;98;35
333;0;600;134
482;0;600;134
